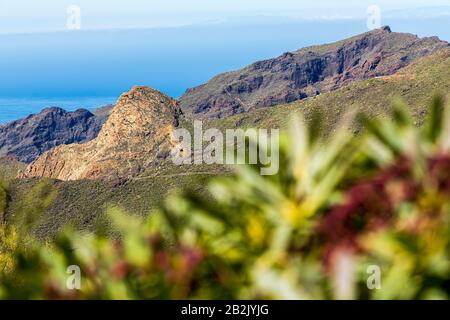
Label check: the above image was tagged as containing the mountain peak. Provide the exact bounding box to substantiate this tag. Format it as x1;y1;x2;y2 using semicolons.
381;25;392;33
364;25;392;36
40;106;67;114
120;85;165;101
20;86;182;181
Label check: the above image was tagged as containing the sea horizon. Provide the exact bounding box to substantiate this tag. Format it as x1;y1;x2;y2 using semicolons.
0;96;118;124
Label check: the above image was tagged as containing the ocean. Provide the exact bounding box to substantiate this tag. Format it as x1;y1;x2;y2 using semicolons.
0;16;449;124
0;97;117;124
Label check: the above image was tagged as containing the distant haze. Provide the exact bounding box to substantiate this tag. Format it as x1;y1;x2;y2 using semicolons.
1;0;449;33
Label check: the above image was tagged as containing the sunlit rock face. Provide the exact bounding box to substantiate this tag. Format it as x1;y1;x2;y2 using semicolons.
20;86;182;181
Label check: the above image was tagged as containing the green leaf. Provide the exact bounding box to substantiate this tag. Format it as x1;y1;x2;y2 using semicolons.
424;94;445;143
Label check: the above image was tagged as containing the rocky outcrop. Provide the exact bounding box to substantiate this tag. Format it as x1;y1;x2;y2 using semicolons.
20;86;182;181
179;26;449;118
0;107;109;163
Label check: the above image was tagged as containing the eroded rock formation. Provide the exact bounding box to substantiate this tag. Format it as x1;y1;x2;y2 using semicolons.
20;86;182;181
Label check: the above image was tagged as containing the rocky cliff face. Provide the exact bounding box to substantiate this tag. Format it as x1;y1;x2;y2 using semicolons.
0;107;108;163
20;86;182;181
179;26;449;118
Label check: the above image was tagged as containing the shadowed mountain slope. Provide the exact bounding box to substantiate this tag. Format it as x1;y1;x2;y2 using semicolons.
0;107;109;163
19;87;182;181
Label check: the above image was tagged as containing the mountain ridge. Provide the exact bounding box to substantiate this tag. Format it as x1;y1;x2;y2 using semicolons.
0;107;109;163
179;26;448;118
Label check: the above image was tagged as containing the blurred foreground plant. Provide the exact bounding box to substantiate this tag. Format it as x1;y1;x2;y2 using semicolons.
0;180;56;277
0;96;449;299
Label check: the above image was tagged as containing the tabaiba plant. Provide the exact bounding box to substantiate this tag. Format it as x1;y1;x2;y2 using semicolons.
0;95;449;300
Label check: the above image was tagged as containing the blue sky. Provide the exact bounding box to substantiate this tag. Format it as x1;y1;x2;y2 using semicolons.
1;0;449;33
